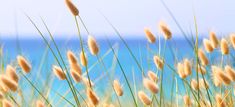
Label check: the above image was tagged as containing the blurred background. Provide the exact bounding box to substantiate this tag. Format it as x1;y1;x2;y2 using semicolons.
0;0;235;38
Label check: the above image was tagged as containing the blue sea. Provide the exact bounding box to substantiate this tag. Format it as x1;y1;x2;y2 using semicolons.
1;36;225;106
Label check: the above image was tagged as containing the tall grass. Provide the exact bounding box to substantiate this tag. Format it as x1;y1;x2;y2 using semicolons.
0;0;235;107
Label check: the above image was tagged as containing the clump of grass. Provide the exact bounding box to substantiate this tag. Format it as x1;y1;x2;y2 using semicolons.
1;0;235;106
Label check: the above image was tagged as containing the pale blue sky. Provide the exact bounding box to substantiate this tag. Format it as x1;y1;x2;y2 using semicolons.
0;0;235;38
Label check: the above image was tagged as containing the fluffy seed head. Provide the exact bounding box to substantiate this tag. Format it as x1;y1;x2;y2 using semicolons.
87;89;99;106
183;95;191;106
88;36;99;55
65;0;79;16
153;56;164;70
143;78;159;94
211;66;222;87
0;82;9;93
209;31;219;49
215;94;226;107
215;68;231;85
144;28;156;43
138;91;151;105
203;39;214;53
159;21;172;40
80;52;88;66
6;65;19;83
36;100;45;107
147;70;158;82
113;80;123;96
221;38;229;55
225;65;235;81
184;59;192;76
70;63;82;75
0;75;18;92
197;65;206;75
177;63;186;79
67;50;77;64
191;79;199;90
70;70;81;83
82;77;94;87
230;33;235;49
2;99;13;107
0;92;3;100
198;49;209;66
199;78;209;89
53;65;66;80
17;55;31;73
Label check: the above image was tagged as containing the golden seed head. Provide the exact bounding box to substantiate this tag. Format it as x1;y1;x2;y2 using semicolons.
209;31;219;49
0;82;9;93
87;89;99;106
197;65;206;75
225;65;235;81
82;77;94;87
230;33;235;49
113;80;123;96
203;39;214;53
6;65;19;83
159;21;172;40
53;65;66;80
198;49;209;66
80;51;88;66
2;99;13;107
138;91;151;105
70;63;82;75
17;55;31;73
144;28;156;43
153;56;164;70
36;100;45;107
67;50;77;64
215;94;226;107
88;35;99;56
221;38;229;55
65;0;79;16
103;103;115;107
183;95;191;106
0;75;18;92
199;78;209;89
70;70;82;83
183;59;192;76
147;70;158;82
177;63;186;79
143;78;159;94
215;67;231;85
191;79;199;90
0;92;3;100
211;66;222;87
